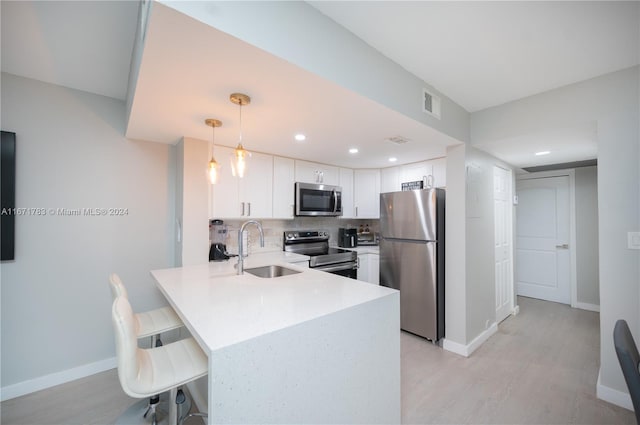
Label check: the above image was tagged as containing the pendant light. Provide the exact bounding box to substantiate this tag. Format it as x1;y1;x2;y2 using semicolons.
230;93;251;178
205;118;222;184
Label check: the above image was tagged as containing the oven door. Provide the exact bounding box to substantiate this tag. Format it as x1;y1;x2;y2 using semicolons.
295;182;342;217
313;262;357;279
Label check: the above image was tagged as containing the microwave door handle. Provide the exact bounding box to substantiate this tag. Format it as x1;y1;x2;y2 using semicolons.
332;189;338;213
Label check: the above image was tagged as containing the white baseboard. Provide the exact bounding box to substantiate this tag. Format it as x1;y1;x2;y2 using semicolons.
442;323;498;357
512;304;520;315
575;302;600;313
1;357;116;402
596;369;633;411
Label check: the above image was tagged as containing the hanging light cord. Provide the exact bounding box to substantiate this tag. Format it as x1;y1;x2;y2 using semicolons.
211;124;215;158
238;101;243;145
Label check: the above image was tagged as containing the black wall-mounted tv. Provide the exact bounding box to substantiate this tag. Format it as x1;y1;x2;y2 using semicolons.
1;131;16;261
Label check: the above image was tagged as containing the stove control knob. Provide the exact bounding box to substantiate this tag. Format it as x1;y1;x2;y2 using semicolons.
287;233;293;239
323;231;328;236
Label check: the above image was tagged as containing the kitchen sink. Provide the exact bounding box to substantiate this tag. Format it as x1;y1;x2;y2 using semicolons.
245;265;302;278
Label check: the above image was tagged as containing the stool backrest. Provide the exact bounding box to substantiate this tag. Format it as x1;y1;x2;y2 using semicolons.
111;296;143;397
613;319;640;423
109;273;129;299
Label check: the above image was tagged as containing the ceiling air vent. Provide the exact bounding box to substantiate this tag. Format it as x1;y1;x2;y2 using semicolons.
386;136;410;145
422;88;441;120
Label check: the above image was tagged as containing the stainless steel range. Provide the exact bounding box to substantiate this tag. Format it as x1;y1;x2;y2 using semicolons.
283;230;358;279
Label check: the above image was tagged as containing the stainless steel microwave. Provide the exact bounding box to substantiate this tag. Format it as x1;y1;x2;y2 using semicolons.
295;182;343;217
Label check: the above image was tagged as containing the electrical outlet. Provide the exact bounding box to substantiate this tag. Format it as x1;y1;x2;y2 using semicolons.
628;232;640;250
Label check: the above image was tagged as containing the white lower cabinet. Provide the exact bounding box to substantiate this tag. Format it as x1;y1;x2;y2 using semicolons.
211;146;273;219
357;253;379;285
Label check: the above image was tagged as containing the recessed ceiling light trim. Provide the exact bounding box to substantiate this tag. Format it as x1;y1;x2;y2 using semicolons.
349;148;359;154
535;151;551;156
389;157;398;162
294;134;306;141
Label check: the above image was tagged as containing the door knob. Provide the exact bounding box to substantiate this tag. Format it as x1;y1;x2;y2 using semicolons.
555;244;569;249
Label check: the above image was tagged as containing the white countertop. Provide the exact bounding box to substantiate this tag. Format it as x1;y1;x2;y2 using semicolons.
151;251;396;354
331;245;380;254
348;245;379;254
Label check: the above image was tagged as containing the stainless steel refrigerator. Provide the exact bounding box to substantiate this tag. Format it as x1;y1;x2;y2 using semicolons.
379;188;445;341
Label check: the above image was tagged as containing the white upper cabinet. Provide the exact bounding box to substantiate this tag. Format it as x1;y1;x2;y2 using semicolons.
273;156;295;219
211;146;273;219
401;161;433;187
380;167;401;193
354;169;380;218
339;168;355;218
380;158;446;192
426;157;446;188
295;160;339;185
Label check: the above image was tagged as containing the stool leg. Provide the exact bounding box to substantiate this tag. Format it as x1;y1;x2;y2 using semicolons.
168;387;178;425
143;335;164;421
176;388;186;424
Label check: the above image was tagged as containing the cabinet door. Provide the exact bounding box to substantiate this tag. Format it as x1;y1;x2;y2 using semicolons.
429;157;446;188
339;168;354;218
357;254;370;282
294;160;320;183
241;151;273;218
294;160;339;185
381;167;401;193
211;146;242;218
369;254;380;285
319;165;339;185
273;156;295;219
400;161;433;186
354;169;380;218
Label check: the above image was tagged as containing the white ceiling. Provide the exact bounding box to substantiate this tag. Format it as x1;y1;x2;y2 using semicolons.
310;1;640;113
2;1;638;169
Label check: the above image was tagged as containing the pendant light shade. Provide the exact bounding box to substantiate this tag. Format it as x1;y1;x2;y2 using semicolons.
230;93;251;178
205;118;222;184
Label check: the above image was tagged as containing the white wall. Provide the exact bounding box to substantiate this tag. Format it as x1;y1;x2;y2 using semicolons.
444;144;516;351
444;144;468;345
471;66;640;404
159;1;470;144
176;137;209;266
0;73;176;398
575;166;599;307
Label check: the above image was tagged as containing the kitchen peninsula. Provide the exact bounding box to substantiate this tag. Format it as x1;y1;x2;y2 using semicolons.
151;252;400;424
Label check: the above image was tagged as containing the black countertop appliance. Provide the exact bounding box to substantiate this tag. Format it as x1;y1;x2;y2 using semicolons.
338;228;358;248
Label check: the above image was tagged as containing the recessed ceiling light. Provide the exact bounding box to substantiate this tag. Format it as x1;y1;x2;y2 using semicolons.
294;134;306;141
389;157;398;162
535;151;550;156
349;148;359;154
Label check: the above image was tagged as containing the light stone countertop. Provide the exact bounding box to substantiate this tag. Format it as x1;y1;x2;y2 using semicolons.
331;245;380;255
151;251;396;354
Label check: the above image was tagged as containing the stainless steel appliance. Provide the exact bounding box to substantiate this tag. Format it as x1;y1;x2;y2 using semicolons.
284;230;357;279
294;182;343;217
338;228;358;248
209;219;236;261
357;232;379;246
380;188;445;341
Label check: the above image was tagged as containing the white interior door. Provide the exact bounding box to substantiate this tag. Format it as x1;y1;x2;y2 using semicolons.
516;176;571;304
494;166;513;323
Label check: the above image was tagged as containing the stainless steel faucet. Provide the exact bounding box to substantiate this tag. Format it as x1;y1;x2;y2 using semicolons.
236;220;265;275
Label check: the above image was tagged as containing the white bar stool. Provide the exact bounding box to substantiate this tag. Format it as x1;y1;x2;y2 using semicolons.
112;296;208;425
109;273;184;423
109;273;183;342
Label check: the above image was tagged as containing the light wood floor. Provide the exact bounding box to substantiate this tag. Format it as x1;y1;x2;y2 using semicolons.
2;296;635;424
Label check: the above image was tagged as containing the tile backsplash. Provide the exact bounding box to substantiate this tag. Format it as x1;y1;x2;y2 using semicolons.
210;218;379;255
